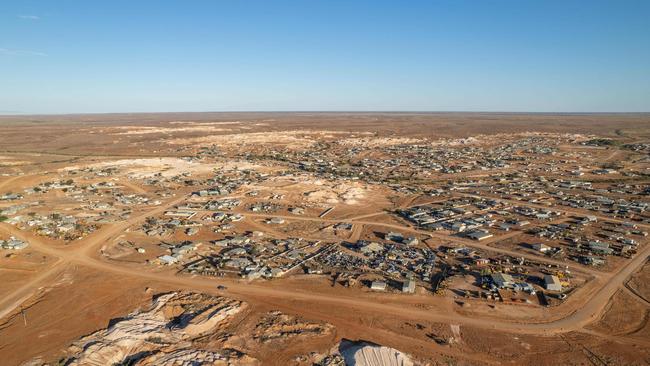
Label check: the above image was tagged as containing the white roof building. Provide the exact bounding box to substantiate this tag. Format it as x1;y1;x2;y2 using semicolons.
544;275;562;291
402;279;415;293
158;255;178;265
466;229;493;241
370;280;387;291
491;272;514;288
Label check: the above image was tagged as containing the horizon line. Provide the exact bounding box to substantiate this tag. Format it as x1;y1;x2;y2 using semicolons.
2;110;650;117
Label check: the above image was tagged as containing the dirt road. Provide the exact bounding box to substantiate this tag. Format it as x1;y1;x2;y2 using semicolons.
0;191;648;345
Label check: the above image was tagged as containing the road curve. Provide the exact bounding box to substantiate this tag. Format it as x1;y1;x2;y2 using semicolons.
0;194;648;343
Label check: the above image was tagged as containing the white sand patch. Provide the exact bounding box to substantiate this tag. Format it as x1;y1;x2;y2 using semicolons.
108;126;232;135
340;341;414;366
0;156;28;165
301;181;367;205
64;157;214;178
63;158;264;178
430;132;590;147
163;130;350;148
430;136;480;146
65;292;248;366
168;121;243;125
338;137;426;147
245;175;371;206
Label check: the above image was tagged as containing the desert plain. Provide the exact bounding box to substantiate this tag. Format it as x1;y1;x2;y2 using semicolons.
0;112;649;365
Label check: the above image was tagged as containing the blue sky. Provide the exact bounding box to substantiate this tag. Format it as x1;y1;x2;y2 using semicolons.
1;0;649;113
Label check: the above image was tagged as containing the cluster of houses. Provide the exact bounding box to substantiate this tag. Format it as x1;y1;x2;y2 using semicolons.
181;236;329;280
487;272;563;294
555;194;648;219
248;202;281;213
309;235;436;294
0;173;166;242
65;166;119;178
0;202;39;217
148;205;247;237
399;198;540;240
435;242;573;304
191;169;266;198
248;135;571;190
354;240;436;279
622;142;650;152
527;217;644;265
170;225;438;296
8;212;96;240
0;192;23;201
23;179;77;194
1;132;642;312
142;215;200;237
477;176;649;223
204;198;241;211
157;241;200;265
0;237;29;250
400;197;504;230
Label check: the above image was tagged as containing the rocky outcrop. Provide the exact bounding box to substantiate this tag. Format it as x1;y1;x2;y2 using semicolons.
64;292;253;366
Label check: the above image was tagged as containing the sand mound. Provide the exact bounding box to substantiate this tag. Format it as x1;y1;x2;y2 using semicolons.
340;340;414;366
253;311;333;343
117;127;230;135
164;130;349;148
62;158;261;178
0;156;29;166
134;348;256;366
168;121;243;125
338;137;426;147
100;125;232;135
64;292;250;366
303;183;367;205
